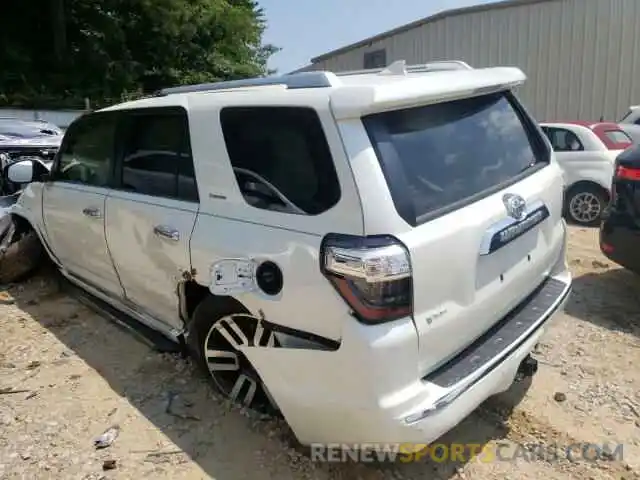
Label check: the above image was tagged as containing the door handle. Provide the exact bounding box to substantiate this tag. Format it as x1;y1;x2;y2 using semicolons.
153;225;180;241
82;207;102;218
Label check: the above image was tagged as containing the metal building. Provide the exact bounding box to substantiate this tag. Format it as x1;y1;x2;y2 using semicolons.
303;0;640;122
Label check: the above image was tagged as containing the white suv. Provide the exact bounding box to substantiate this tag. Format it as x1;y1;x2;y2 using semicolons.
3;60;572;446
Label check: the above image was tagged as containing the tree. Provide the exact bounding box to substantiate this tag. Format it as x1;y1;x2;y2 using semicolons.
0;0;278;108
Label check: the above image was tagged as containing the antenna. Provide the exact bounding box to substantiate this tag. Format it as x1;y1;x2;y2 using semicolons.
379;60;408;76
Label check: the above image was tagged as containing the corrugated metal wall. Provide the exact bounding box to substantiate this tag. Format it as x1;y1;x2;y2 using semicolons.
310;0;640;122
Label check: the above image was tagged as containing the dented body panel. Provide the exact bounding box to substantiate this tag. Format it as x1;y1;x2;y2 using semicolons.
104;191;198;332
190;220;351;343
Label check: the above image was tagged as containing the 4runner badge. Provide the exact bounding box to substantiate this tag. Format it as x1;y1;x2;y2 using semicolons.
503;193;527;221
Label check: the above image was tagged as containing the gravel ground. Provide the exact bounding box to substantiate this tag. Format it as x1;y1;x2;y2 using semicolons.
0;225;639;480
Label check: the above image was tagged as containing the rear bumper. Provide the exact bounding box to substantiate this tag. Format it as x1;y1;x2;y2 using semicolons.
404;273;570;429
600;213;640;273
244;270;571;446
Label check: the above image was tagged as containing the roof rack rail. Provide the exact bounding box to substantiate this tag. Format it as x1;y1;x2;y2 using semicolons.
156;71;336;96
335;59;473;77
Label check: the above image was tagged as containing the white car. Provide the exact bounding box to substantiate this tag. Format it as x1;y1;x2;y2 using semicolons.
3;60;571;447
540;121;632;226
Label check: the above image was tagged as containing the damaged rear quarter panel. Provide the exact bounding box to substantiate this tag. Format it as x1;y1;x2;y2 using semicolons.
186;95;366;343
189;215;351;343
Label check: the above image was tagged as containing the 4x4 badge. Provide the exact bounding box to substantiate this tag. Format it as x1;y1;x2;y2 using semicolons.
503;193;527;221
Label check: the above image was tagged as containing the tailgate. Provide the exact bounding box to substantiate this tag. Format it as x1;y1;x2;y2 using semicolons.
361;90;566;376
397;166;565;375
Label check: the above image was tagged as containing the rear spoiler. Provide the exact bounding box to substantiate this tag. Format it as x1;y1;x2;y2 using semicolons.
330;64;526;120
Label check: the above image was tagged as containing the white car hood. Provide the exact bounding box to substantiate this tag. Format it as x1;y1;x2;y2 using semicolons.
0;135;63;149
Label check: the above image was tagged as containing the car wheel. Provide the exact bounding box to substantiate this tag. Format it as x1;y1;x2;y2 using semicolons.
189;297;281;415
566;184;607;227
0;222;44;284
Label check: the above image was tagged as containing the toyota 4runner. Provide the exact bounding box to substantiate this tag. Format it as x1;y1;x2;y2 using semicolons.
3;60;572;446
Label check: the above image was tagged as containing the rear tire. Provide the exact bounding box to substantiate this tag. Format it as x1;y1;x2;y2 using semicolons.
565;184;607;227
188;296;281;416
0;222;44;284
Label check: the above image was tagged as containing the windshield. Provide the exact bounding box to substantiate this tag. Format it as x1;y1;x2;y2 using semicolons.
363;92;548;225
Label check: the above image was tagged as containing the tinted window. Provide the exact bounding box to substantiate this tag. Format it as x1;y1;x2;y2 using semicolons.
220;107;341;215
55;114;116;186
363;92;547;225
120;109;198;202
543;127;583;152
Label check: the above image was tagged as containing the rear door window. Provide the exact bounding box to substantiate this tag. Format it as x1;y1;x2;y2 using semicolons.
118;107;198;202
363;92;548;226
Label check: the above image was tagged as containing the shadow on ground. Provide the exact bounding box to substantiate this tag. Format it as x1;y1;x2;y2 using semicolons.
565;264;640;337
5;267;531;480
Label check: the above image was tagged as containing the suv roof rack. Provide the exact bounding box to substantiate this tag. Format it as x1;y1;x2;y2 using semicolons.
156;59;473;96
156;71;336;96
334;59;473;77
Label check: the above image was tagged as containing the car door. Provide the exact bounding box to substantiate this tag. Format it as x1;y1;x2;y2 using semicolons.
42;112;124;297
105;107;198;332
541;126;587;187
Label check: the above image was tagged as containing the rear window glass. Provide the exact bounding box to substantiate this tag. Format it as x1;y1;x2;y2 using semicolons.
604;130;632;147
363;92;547;225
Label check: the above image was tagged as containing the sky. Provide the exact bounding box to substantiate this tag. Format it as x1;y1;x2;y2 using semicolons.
260;0;496;74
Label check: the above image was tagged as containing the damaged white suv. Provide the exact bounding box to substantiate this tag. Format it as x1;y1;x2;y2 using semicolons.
3;60;571;446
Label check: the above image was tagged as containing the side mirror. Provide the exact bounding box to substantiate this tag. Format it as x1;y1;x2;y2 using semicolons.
6;159;48;184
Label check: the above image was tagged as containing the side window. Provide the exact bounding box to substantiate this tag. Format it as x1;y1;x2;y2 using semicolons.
55;114;116;187
364;49;387;69
546;128;583;152
119;108;198;202
220;107;341;216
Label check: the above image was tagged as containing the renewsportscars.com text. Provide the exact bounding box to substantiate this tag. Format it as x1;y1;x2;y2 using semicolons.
310;442;624;463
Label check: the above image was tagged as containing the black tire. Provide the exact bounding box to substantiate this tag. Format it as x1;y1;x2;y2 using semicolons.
0;226;44;284
565;184;607;227
188;296;281;415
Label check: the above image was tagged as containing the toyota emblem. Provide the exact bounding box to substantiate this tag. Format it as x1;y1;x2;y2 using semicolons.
503;193;527;221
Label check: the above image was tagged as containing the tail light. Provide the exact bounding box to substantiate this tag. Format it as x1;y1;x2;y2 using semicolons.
616;165;640;181
320;234;412;324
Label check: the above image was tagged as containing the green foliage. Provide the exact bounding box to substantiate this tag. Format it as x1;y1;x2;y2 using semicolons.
0;0;278;109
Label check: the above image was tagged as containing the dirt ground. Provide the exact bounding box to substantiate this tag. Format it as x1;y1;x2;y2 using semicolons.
0;225;639;480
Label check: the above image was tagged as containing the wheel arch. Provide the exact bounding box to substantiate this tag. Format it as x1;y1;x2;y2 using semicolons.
8;212;34;233
564;179;610;202
179;279;248;327
177;278;341;351
8;212;60;265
